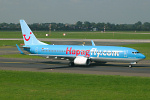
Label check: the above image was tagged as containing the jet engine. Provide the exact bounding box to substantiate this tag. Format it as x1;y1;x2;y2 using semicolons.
74;56;90;65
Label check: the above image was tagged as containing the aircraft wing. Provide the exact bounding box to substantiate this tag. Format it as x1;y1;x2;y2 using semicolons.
29;54;77;61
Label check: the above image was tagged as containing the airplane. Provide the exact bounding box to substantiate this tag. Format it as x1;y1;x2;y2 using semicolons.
16;20;146;68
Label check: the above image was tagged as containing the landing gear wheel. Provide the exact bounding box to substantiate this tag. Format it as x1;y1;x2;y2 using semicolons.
69;62;74;67
129;64;132;68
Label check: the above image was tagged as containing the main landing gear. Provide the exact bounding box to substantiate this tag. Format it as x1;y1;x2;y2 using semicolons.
69;62;74;67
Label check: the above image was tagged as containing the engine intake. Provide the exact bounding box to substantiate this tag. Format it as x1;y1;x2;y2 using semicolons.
74;56;90;65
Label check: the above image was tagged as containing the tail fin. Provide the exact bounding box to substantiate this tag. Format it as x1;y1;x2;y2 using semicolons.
20;20;48;46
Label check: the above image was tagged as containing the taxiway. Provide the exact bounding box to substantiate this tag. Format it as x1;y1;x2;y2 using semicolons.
0;57;150;77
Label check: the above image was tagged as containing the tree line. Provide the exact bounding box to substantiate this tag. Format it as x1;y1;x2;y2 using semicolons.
0;21;150;31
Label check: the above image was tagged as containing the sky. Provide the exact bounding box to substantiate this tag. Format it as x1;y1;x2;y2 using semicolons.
0;0;150;24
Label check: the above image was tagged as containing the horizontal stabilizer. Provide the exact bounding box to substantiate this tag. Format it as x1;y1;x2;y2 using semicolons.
16;44;24;54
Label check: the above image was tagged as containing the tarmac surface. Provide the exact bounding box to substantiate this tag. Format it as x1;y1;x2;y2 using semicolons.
0;39;150;77
0;58;150;77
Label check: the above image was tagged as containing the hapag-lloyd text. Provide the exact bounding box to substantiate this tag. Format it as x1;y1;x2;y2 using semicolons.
66;47;119;57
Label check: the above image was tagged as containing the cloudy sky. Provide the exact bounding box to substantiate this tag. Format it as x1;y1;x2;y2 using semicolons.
0;0;150;24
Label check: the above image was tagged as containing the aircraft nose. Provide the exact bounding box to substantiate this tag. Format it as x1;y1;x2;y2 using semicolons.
139;53;146;59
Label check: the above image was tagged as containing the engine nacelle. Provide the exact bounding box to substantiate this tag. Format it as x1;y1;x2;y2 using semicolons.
74;56;90;65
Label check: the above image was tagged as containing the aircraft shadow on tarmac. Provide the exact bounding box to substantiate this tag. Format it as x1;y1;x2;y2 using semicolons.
39;61;96;69
37;60;150;70
39;61;64;65
37;61;147;70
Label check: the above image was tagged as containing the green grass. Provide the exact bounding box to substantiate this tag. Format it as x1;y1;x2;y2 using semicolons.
0;31;22;38
0;40;50;47
0;70;150;100
0;40;24;47
0;31;150;39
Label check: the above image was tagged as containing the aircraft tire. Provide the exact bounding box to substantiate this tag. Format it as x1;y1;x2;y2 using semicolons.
69;62;74;67
129;64;132;68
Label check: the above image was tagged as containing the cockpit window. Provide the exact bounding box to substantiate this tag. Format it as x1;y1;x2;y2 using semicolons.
132;52;139;54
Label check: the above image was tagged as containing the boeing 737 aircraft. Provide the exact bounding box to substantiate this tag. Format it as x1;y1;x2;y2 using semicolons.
16;20;146;68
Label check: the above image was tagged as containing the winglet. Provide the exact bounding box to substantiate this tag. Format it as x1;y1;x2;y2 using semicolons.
91;40;95;46
16;44;24;54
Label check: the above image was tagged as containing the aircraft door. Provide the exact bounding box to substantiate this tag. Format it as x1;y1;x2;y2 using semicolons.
124;50;128;57
35;47;38;54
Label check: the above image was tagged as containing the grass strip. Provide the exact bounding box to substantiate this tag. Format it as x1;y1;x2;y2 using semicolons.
0;70;150;100
0;40;50;47
0;40;24;47
0;31;150;39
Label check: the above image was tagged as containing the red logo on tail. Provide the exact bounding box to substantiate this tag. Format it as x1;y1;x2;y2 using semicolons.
23;32;32;41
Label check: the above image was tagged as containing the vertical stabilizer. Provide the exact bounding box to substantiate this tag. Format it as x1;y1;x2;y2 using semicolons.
20;20;48;46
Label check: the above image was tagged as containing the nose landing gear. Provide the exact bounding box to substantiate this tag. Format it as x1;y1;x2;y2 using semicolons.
129;62;137;68
129;64;132;68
